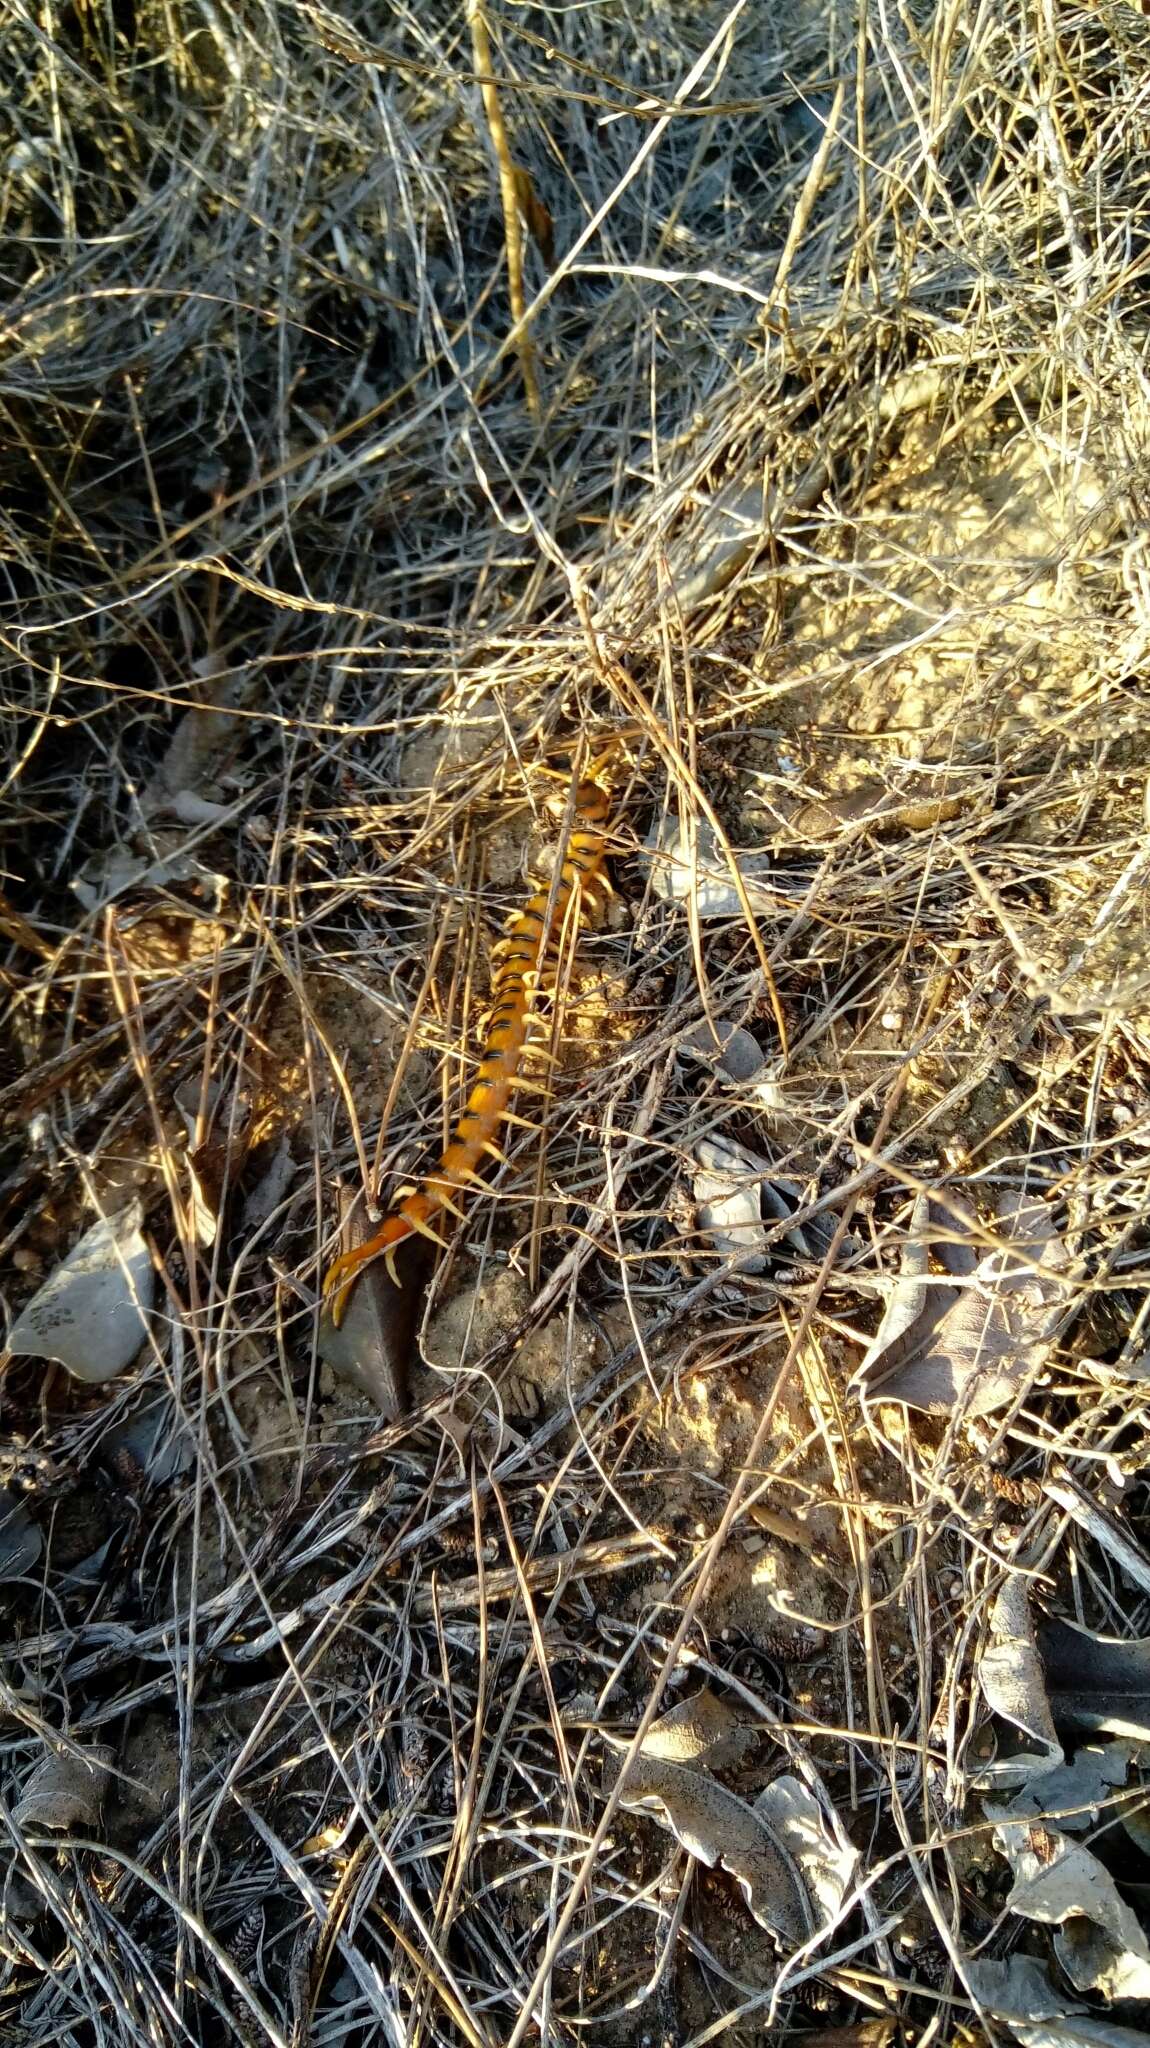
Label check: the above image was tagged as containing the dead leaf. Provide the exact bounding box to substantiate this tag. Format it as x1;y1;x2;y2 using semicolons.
1042;1463;1150;1600
102;1394;194;1485
616;1687;757;1770
609;1747;812;1945
692;1135;824;1273
678;1018;766;1084
857;1190;938;1362
7;1201;155;1384
71;845;224;913
141;657;259;822
1038;1617;1150;1740
14;1744;113;1830
853;1190;1072;1417
317;1193;425;1419
965;1952;1086;2025
644;814;784;920
694;1134;773;1272
994;1817;1150;2003
239;1133;295;1235
754;1775;857;1926
986;1743;1130;1833
976;1576;1063;1786
174;1072;252;1247
1011;2022;1150;2048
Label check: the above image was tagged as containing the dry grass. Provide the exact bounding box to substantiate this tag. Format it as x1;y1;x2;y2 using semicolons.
4;0;1150;2042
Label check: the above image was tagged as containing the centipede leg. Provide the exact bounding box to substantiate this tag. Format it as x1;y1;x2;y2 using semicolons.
403;1210;452;1251
520;1037;561;1064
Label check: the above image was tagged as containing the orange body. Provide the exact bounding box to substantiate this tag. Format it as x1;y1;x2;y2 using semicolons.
322;770;614;1325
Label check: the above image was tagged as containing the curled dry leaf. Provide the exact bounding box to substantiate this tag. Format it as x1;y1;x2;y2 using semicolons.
609;1747;812;1945
174;1072;252;1248
624;1688;757;1770
856;1189;935;1361
601;1689;846;1947
71;844;227;913
1010;2023;1150;2048
693;1134;773;1273
317;1194;427;1419
965;1952;1087;2025
239;1132;296;1235
963;1957;1150;2048
1038;1617;1150;1741
692;1135;823;1273
169;790;233;827
140;657;260;821
102;1394;194;1485
678;1017;766;1084
994;1817;1150;2003
14;1744;113;1831
7;1201;155;1384
976;1576;1063;1786
754;1774;858;1927
986;1743;1131;1834
644;813;790;920
1042;1463;1150;1601
853;1188;1073;1418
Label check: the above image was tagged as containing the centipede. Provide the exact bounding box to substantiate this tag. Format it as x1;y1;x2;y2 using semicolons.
322;753;617;1327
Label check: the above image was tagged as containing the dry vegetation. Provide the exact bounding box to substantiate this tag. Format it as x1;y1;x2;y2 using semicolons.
4;0;1150;2042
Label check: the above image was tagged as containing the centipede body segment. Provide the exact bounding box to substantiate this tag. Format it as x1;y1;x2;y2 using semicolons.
322;762;615;1327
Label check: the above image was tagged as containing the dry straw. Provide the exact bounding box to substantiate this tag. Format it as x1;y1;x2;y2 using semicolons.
4;0;1150;2042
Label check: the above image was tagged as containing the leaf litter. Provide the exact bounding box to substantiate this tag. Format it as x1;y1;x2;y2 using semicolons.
853;1187;1075;1418
601;1687;856;1948
6;1201;155;1385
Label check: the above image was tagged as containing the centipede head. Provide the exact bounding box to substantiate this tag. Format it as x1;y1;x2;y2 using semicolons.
583;735;627;788
537;734;626;823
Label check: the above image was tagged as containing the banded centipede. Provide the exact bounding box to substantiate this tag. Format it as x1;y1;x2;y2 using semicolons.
322;759;616;1326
